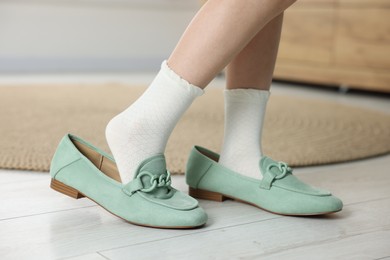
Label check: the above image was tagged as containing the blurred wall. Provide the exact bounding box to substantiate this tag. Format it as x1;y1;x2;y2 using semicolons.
0;0;199;73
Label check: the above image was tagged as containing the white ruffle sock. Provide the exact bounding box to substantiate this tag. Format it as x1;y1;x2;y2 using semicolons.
218;88;270;180
105;60;204;183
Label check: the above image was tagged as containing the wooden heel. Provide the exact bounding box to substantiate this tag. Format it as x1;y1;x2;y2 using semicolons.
50;179;85;199
189;187;229;202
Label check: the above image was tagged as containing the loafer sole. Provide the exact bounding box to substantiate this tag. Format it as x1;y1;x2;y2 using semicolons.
51;178;205;229
189;187;341;216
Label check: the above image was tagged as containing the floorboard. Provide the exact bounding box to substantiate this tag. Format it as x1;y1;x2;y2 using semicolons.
259;230;390;260
99;198;390;260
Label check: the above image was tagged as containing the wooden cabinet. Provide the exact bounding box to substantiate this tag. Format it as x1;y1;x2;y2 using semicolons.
274;0;390;92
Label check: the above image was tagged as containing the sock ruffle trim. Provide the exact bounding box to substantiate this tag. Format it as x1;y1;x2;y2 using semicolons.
224;88;270;103
161;60;205;97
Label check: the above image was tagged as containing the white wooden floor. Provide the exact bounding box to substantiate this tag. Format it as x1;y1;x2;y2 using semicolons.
0;77;389;260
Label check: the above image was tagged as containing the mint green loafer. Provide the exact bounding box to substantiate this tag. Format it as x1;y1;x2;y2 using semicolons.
50;134;207;229
186;146;343;216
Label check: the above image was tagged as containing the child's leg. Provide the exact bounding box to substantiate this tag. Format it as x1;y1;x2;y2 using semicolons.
167;0;295;88
219;13;284;179
107;0;296;183
225;13;284;91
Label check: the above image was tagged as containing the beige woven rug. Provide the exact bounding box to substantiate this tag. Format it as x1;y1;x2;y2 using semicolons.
0;84;389;174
